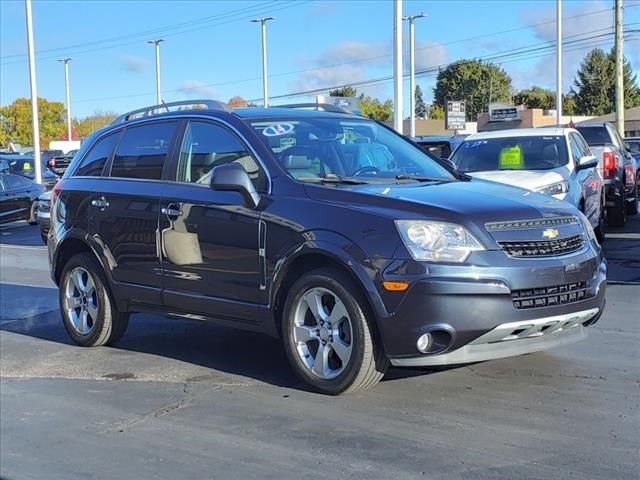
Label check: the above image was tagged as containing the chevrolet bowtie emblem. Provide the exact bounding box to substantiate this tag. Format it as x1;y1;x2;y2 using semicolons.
542;228;559;239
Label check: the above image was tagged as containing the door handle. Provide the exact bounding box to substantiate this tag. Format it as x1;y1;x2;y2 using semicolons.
91;197;109;210
161;206;182;217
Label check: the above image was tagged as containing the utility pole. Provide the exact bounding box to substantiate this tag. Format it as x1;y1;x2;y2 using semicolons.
556;0;562;125
393;0;403;133
615;0;624;138
147;39;164;104
25;0;41;184
251;17;275;108
58;58;72;141
403;12;426;138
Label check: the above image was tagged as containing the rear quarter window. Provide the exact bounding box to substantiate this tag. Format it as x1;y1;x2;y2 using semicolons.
74;132;121;177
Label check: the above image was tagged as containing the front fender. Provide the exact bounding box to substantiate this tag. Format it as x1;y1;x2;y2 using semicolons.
270;230;390;321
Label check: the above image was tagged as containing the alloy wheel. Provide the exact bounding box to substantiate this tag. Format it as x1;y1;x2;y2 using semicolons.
292;287;353;380
64;267;98;335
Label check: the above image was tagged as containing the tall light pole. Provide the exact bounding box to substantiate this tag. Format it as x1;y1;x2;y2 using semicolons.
147;39;164;104
58;58;72;141
393;0;403;133
556;0;562;125
251;17;275;107
403;12;426;138
25;0;41;184
614;0;624;138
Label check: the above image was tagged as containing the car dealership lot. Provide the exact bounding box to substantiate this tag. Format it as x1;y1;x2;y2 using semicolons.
1;220;638;479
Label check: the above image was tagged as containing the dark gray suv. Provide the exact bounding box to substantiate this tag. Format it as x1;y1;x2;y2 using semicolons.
48;101;607;394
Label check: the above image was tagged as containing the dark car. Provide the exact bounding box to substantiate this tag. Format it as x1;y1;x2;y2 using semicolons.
40;149;64;171
413;134;468;159
575;122;638;225
48;100;606;395
0;172;45;225
47;149;78;175
625;137;640;184
0;154;59;191
36;190;52;244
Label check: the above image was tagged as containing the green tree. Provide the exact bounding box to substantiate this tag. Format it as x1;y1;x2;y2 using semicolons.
0;97;65;148
514;86;555;110
433;60;512;121
571;48;640;115
360;96;393;122
429;104;444;120
73;110;118;139
329;86;357;97
415;85;427;118
563;93;577;116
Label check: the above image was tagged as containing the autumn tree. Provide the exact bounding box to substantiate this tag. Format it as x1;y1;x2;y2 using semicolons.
360;96;393;122
228;96;248;108
433;60;512;121
73;110;118;139
0;97;65;147
428;104;445;120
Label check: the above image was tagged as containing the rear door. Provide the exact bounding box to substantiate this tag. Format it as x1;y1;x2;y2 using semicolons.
159;119;268;324
91;120;178;306
0;174;32;222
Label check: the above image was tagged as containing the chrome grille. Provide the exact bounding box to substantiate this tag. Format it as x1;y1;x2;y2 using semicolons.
512;281;592;309
499;234;585;258
485;216;579;231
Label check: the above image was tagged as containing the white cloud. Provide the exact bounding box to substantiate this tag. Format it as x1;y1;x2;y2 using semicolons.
518;0;614;91
293;41;388;93
120;55;148;73
178;80;217;98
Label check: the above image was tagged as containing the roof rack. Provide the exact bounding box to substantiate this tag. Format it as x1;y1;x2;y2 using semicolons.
111;99;230;124
277;103;353;115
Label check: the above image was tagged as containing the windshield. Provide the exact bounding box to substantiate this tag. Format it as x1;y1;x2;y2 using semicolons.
451;136;569;173
246;117;454;182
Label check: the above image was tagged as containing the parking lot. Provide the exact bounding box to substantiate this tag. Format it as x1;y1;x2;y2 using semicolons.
0;218;638;479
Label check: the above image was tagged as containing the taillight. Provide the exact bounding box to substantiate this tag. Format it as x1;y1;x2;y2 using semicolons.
48;158;56;167
602;151;616;179
51;179;65;209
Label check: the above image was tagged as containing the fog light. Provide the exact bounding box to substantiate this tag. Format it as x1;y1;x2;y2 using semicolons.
416;333;432;353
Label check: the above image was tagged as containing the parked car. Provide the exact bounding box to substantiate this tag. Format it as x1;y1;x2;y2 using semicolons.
413;135;468;159
49;100;606;395
451;128;605;242
0;172;45;225
40;149;64;171
575;122;638;225
624;137;640;184
0;154;59;190
47;149;78;175
36;190;51;244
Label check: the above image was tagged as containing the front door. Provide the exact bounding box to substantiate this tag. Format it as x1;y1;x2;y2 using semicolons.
90;120;178;306
160;119;268;325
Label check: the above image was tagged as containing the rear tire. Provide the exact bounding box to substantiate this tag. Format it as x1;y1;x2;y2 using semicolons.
281;268;388;395
59;253;129;347
607;189;626;227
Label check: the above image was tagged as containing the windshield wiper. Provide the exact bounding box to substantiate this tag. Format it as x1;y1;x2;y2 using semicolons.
298;174;369;185
395;174;453;182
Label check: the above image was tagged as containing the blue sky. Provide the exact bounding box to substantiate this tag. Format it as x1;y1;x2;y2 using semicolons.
1;0;639;118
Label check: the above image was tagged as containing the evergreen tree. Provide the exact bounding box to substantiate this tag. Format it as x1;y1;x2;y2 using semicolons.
414;85;427;118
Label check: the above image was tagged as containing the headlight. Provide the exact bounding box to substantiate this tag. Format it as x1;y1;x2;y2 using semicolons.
576;211;598;245
535;181;569;196
396;220;484;262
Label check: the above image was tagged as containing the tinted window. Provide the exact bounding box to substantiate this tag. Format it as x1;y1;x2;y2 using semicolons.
628;140;640;153
75;132;120;177
111;122;176;180
452;136;569;172
177;121;266;191
248;118;453;182
575;126;610;145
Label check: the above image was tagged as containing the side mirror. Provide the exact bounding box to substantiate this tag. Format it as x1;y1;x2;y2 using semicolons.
211;162;261;209
577;155;598;171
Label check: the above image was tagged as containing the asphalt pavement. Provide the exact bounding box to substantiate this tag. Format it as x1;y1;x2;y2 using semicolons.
1;217;639;480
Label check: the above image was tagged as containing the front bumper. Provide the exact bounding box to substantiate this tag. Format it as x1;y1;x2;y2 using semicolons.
378;244;606;364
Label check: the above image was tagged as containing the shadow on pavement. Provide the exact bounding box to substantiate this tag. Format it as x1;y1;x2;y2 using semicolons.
0;222;43;247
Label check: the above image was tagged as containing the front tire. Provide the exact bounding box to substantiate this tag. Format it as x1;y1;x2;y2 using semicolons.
282;269;388;395
59;253;129;347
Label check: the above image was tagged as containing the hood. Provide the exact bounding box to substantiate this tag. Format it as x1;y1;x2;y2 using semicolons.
304;178;579;244
468;168;568;192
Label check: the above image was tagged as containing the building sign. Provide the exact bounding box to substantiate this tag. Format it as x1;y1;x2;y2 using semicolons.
445;100;466;130
316;95;361;115
489;103;522;122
